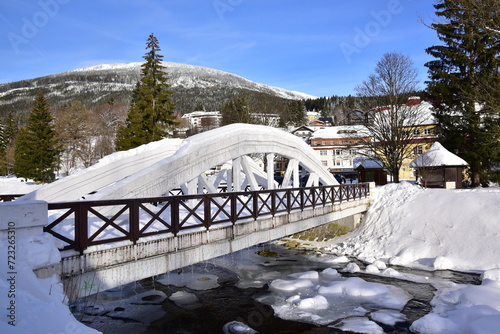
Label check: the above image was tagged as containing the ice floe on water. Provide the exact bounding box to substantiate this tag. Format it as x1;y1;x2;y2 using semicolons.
256;268;411;327
156;271;219;290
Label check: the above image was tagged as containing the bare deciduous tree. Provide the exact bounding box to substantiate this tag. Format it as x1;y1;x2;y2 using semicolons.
355;52;427;183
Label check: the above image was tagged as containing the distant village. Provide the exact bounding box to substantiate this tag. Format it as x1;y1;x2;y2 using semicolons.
177;96;440;186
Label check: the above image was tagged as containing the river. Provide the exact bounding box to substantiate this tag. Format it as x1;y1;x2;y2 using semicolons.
71;242;480;334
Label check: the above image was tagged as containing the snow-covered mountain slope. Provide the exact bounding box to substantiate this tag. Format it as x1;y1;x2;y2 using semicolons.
72;62;315;100
0;62;315;115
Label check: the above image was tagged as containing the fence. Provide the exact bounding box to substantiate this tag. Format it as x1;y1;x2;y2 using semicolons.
10;183;369;253
0;194;24;202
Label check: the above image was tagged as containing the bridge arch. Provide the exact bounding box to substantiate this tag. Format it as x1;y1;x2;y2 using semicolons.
22;124;337;202
87;124;337;200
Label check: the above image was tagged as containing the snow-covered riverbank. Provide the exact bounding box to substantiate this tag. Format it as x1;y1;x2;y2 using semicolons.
291;182;500;333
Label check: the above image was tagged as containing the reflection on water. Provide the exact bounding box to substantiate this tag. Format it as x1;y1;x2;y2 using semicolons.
71;244;480;334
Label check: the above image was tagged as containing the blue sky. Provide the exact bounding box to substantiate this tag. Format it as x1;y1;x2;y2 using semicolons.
1;0;440;97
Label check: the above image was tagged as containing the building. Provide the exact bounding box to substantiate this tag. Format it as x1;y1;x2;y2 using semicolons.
354;157;388;185
290;125;316;142
181;111;222;131
309;125;371;176
366;97;439;181
410;142;468;189
399;99;439;180
250;113;280;127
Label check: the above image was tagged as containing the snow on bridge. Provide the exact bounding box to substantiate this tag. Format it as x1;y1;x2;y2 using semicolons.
20;124;338;202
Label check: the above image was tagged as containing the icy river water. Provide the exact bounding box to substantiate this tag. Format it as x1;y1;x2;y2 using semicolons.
71;243;480;334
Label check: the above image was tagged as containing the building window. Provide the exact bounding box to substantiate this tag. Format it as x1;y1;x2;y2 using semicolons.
320;150;327;156
339;140;343;144
424;128;432;135
322;141;326;145
335;150;341;155
413;129;421;135
322;161;328;166
413;145;423;155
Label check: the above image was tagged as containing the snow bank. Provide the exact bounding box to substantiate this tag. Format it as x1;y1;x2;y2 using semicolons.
331;182;500;272
0;176;44;195
410;269;500;334
0;234;99;333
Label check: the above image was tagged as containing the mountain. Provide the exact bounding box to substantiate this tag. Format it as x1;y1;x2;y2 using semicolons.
0;62;316;118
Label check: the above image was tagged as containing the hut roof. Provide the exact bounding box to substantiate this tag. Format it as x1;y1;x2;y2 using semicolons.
354;157;385;169
410;142;468;168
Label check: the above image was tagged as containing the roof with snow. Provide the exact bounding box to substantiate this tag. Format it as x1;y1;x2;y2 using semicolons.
353;157;385;169
410;142;468;168
310;125;369;139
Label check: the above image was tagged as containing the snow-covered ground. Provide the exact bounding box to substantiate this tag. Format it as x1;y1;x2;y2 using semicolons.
299;182;500;333
0;176;45;195
1;177;500;333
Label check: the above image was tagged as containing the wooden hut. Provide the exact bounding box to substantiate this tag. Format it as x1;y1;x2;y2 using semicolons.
410;142;468;189
354;157;387;186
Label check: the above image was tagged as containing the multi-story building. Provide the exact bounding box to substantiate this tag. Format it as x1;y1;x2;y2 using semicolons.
181;111;222;132
399;99;438;180
309;125;371;176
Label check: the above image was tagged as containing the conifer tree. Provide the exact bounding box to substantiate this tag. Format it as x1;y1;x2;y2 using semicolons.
220;96;252;125
425;0;500;186
116;33;176;151
0;112;18;175
0;119;5;174
13;90;61;182
286;100;307;126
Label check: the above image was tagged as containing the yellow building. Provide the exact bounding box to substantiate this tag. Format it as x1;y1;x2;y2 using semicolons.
399;100;438;181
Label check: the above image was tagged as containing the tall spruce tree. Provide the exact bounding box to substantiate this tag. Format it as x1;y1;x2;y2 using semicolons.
425;0;500;186
286;100;307;126
13;90;61;182
115;33;176;151
0;112;18;175
220;96;252;125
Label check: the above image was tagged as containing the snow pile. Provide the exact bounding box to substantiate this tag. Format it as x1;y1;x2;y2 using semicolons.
410;269;500;334
0;233;99;333
330;182;500;272
0;176;44;195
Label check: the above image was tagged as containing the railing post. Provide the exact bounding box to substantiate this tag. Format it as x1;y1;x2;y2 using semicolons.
286;188;292;213
171;197;180;235
271;189;276;216
252;191;258;220
230;192;237;223
204;195;211;229
74;202;88;254
129;199;140;244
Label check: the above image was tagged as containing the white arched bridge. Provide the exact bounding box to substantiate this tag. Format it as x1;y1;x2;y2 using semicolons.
3;124;371;300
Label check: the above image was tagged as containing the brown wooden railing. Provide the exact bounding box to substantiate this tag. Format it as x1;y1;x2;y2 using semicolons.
42;183;369;253
0;194;24;202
